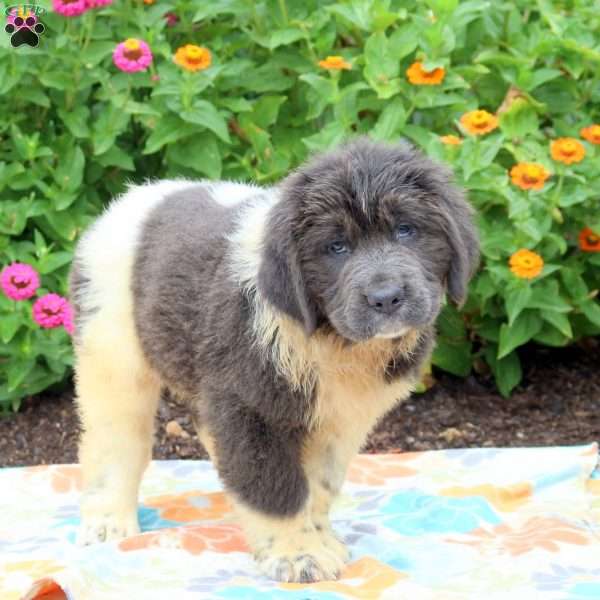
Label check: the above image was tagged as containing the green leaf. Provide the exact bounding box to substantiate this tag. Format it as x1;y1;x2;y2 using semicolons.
302;121;347;153
388;24;419;60
37;251;74;275
252;95;286;129
579;300;600;328
432;337;472;376
488;348;522;398
143;114;190;155
364;32;400;91
0;313;21;344
299;73;338;120
505;284;532;326
498;310;543;359
180;101;231;143
167;133;222;179
527;283;572;312
267;28;305;49
498;97;539;138
92;107;130;156
6;358;36;392
96;146;135;171
533;323;570;347
58;106;90;139
54;146;85;194
371;99;407;141
540;310;572;338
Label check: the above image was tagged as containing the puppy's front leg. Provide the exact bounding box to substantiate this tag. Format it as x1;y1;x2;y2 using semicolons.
210;406;347;583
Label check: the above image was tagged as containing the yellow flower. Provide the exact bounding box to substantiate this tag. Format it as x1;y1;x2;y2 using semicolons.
550;138;585;164
440;134;462;145
174;44;212;72
509;163;550;191
580;124;600;145
318;55;352;70
460;109;498;136
509;249;544;279
406;61;445;85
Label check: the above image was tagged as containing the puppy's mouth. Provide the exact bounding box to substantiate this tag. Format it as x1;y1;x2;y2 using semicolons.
373;325;411;340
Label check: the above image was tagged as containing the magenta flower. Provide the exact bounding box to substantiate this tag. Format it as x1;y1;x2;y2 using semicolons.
113;39;153;73
62;301;75;335
85;0;112;7
32;293;70;329
165;12;179;27
52;0;88;17
1;263;40;301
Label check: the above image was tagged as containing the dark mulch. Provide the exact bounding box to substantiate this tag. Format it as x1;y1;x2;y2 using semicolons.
1;340;598;467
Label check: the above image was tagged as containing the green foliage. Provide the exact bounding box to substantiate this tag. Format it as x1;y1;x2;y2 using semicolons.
1;0;599;408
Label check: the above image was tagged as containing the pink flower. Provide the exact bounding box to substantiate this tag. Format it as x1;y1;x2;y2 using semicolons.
85;0;112;7
1;263;40;301
52;0;88;17
113;38;153;73
32;293;70;329
62;301;75;335
165;12;179;27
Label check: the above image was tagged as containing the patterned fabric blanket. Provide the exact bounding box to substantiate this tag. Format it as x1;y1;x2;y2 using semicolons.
2;443;600;599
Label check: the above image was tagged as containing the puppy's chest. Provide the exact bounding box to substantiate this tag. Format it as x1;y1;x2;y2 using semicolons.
311;361;414;438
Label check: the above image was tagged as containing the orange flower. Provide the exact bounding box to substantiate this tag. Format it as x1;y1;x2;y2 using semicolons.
509;249;544;279
143;0;155;4
440;134;462;145
174;44;212;72
579;227;600;252
318;55;352;70
580;124;600;144
406;61;445;85
460;109;498;136
509;162;550;190
550;137;585;164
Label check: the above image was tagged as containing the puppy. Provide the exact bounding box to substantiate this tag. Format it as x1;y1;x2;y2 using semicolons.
69;137;479;583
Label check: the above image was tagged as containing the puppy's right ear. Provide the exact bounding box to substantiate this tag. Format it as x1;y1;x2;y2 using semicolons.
257;201;317;336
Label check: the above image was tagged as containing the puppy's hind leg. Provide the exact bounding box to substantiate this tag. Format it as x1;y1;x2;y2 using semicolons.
75;315;161;545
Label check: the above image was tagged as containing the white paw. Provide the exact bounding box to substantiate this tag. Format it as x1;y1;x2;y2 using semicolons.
316;524;351;564
255;530;347;583
77;511;140;546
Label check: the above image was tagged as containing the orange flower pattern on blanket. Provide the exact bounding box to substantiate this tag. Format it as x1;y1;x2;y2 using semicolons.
24;465;82;493
118;523;248;555
281;557;407;598
346;453;420;485
441;481;533;512
448;516;590;556
144;491;231;522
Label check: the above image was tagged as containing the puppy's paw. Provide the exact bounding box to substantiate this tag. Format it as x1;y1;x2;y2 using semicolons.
315;524;351;564
256;531;345;583
77;511;139;546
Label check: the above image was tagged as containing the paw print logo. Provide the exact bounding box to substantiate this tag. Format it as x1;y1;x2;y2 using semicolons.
5;8;45;48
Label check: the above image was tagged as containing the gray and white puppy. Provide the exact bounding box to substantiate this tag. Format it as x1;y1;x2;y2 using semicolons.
70;137;479;583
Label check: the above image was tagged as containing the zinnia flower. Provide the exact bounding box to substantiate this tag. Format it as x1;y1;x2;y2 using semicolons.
52;0;88;17
550;138;585;164
32;294;71;329
113;39;153;73
1;263;40;301
580;124;600;145
509;249;544;280
460;109;499;136
406;61;445;85
174;44;212;72
509;163;550;191
579;227;600;252
318;56;352;70
164;11;179;26
62;301;75;335
440;135;462;145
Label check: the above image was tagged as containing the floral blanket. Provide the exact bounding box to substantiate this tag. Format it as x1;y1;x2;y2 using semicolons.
2;443;600;599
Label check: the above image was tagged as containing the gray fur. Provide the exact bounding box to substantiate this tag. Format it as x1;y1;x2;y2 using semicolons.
120;137;478;518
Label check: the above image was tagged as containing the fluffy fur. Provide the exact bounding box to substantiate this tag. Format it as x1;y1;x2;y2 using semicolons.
70;137;479;583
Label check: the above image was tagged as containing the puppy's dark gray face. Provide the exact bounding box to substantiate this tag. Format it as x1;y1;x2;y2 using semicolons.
258;137;479;342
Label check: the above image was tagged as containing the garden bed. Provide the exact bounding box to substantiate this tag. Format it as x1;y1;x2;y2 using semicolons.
0;340;598;468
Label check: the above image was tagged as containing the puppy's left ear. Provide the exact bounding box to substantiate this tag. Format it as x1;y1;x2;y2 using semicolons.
440;180;480;307
257;198;317;336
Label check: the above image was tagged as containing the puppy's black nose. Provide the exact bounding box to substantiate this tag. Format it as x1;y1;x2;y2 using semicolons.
366;285;403;315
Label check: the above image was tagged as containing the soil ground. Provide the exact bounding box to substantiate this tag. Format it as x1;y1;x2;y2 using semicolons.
1;340;598;467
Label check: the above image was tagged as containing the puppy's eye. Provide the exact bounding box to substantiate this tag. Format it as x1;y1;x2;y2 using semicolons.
395;224;415;239
328;241;349;255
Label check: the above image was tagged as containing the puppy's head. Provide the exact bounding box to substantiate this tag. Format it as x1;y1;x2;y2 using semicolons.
258;137;479;342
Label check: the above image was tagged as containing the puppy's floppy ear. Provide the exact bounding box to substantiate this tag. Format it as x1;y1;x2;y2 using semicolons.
439;176;480;307
257;197;317;336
